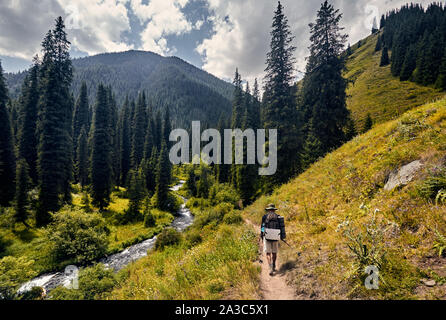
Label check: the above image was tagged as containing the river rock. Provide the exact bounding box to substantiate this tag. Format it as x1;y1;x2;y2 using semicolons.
384;160;424;191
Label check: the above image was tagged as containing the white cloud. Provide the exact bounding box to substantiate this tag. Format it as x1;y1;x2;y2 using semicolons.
0;0;63;60
197;0;436;85
0;0;133;60
58;0;133;55
130;0;192;55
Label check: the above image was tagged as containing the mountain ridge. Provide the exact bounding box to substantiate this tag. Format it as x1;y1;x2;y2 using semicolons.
5;50;235;128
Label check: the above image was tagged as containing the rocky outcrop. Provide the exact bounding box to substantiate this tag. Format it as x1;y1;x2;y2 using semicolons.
384;160;424;191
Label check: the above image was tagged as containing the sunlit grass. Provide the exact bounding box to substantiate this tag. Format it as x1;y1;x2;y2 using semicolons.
345;32;445;130
109;224;260;300
244;99;446;299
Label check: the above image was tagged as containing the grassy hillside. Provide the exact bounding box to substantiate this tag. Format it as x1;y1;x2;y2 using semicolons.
244;98;446;299
345;33;445;129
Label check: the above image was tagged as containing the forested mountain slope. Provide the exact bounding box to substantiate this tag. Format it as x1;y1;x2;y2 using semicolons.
244;98;446;299
5;50;234;127
345;32;444;129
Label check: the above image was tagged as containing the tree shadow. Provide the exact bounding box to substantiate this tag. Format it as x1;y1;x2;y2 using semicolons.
13;226;38;242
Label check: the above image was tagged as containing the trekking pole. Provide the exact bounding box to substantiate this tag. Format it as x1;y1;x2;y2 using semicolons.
281;240;292;248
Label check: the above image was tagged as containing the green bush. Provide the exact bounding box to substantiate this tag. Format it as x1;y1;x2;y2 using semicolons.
0;256;37;299
193;203;234;229
115;208;144;225
0;234;7;257
49;264;117;300
433;230;446;257
418;168;446;200
47;207;110;264
209;183;240;207
187;197;211;209
144;210;156;228
155;228;182;251
185;230;202;247
223;211;243;225
20;286;45;300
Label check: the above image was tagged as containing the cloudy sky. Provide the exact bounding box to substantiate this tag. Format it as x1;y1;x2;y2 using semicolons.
0;0;437;83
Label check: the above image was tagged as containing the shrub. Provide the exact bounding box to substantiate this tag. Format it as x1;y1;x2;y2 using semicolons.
0;256;37;299
433;230;446;257
436;190;446;205
337;207;386;271
185;230;202;247
20;286;45;300
155;228;182;251
187;197;211;209
0;234;7;257
418;168;446;201
144;210;156;228
223;211;243;225
208;183;240;207
49;264;117;300
47;207;109;264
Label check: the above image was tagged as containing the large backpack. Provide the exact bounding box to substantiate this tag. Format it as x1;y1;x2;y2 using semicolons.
265;212;280;229
264;212;286;241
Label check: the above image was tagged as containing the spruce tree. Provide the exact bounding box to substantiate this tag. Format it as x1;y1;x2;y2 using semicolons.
231;69;244;129
371;17;379;34
153;111;162;150
435;49;446;91
346;43;352;56
131;92;147;168
76;127;88;189
108;88;120;187
119;97;131;186
362;113;373;133
263;1;300;186
127;168;146;220
91;84;112;210
230;69;244;187
380;14;386;29
143;106;154;161
300;121;324;171
72;82;89;155
215;116;230;183
186;167;197;197
400;45;416;81
14;159;30;226
17;59;39;185
301;1;349;158
162;107;172;186
237;83;257;205
344;117;357;141
0;61;16;207
154;141;171;211
36;18;73;224
197;165;210;199
252;79;261;129
145;146;158;194
375;35;382;52
380;47;390;66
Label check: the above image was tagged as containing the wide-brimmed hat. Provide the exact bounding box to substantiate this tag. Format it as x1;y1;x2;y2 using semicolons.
265;203;278;211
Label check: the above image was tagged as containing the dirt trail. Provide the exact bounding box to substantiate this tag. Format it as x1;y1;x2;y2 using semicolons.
246;219;297;300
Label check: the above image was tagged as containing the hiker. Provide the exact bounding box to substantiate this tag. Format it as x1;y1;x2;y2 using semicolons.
260;204;286;276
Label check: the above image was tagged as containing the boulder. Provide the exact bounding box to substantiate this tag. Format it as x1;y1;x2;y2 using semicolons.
384;160;424;191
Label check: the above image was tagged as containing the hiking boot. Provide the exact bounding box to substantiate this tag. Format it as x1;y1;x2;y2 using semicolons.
269;264;274;276
273;262;276;272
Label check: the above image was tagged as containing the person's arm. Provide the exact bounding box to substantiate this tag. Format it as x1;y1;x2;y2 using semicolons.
260;215;265;239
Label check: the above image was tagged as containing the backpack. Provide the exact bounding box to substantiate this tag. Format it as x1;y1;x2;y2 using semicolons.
263;213;286;241
265;212;280;229
264;213;281;241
